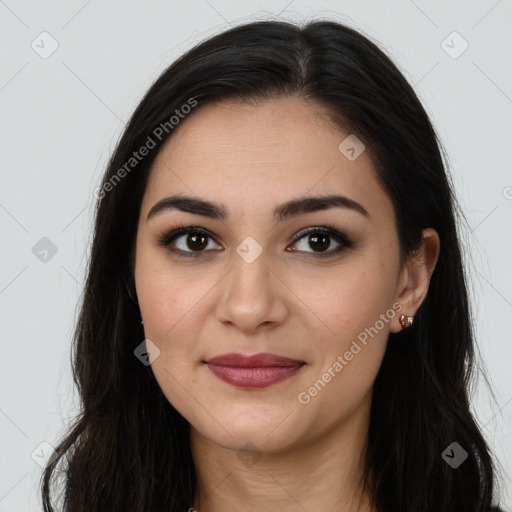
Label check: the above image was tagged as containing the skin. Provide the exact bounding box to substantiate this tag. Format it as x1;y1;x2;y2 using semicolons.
134;96;440;512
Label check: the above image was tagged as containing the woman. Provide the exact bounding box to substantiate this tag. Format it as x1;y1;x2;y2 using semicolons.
41;19;504;511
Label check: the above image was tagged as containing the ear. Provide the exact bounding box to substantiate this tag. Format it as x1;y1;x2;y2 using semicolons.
389;228;440;333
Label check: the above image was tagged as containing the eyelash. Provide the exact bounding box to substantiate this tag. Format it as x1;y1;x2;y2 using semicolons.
157;223;354;259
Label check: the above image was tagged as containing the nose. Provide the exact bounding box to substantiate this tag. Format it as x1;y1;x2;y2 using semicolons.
214;247;288;335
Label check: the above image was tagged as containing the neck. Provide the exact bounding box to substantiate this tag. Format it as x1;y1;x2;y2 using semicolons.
190;395;376;512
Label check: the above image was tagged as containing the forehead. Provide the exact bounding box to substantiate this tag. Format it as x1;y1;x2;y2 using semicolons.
141;97;394;225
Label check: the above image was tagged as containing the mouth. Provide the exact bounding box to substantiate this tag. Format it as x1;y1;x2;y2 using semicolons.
203;352;306;389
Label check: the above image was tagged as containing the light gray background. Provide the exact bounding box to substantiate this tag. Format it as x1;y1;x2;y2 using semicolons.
1;1;511;510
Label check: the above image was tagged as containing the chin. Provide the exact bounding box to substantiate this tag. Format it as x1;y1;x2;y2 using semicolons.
191;410;304;453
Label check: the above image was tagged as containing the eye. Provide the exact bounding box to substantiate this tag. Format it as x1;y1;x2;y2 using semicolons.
158;223;353;258
158;224;221;258
288;224;353;258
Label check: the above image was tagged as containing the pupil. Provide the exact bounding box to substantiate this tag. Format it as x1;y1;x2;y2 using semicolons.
188;234;207;251
310;234;329;252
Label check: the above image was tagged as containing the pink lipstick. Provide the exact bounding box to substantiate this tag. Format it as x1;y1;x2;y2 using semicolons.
205;352;305;389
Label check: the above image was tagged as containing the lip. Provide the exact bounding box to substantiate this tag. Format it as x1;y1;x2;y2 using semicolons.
206;352;304;367
205;352;305;389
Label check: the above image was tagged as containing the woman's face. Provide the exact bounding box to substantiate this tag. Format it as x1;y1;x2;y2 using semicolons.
134;96;408;453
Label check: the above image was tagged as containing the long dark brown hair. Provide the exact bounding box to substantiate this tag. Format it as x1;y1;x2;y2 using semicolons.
41;19;501;511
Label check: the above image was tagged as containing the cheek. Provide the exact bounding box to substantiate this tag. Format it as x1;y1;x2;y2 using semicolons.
295;265;394;418
135;249;206;343
139;282;205;362
299;258;395;350
134;252;220;409
135;262;204;410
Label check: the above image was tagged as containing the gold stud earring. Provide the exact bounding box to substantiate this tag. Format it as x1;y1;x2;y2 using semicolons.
399;314;414;328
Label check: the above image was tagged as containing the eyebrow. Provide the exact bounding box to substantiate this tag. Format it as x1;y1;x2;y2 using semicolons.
146;194;370;223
